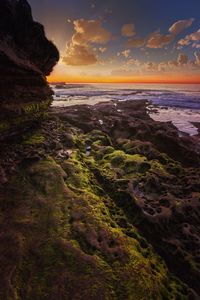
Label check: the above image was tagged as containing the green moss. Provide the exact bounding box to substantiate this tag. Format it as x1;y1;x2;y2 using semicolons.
28;157;67;195
123;154;149;174
149;160;170;176
94;146;115;160
23;133;45;145
0;128;193;299
0;121;10;131
3;99;52;115
23;99;52;114
87;130;112;146
99;150;150;177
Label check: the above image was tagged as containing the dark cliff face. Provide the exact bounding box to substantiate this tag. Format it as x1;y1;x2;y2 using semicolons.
0;0;59;139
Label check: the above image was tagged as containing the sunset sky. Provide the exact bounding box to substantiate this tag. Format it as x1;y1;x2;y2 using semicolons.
29;0;200;83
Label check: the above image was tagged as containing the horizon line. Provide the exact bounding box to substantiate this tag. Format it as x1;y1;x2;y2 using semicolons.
48;81;200;84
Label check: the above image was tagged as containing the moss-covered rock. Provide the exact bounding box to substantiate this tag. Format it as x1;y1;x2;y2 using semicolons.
1;100;200;299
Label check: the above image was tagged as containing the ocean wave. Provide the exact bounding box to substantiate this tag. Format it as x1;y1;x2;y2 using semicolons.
52;83;200;110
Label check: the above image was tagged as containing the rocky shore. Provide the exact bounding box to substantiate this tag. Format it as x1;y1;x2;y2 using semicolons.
1;99;200;299
1;0;200;299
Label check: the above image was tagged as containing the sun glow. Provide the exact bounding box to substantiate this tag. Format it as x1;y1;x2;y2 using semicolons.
48;74;200;84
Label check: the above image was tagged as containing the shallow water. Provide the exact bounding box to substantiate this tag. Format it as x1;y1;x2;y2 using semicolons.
51;83;200;136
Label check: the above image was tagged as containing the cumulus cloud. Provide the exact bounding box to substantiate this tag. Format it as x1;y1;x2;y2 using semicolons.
194;51;200;66
168;60;178;68
169;19;194;35
110;50;200;78
127;38;145;48
73;19;111;44
178;29;200;47
99;47;107;53
121;49;131;58
126;59;141;66
144;61;157;71
145;19;194;49
178;38;191;46
147;33;174;48
64;19;111;66
177;53;188;65
160;52;200;70
63;44;97;66
121;23;136;37
190;29;200;41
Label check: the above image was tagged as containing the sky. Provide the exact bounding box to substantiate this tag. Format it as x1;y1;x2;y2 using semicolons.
29;0;200;83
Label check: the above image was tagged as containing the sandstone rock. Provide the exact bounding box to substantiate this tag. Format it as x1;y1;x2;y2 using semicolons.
0;0;59;140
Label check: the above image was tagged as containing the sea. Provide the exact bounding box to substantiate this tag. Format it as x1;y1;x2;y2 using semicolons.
51;83;200;136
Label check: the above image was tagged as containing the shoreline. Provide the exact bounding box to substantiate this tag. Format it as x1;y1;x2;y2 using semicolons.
1;99;200;297
52;97;200;137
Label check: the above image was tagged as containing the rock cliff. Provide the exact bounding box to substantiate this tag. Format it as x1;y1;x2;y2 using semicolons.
0;0;59;139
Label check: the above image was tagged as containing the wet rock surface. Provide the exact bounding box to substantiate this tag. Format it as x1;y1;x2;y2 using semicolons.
0;100;200;299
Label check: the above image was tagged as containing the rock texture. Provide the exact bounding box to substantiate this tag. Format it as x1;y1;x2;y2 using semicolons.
0;0;59;139
0;100;200;299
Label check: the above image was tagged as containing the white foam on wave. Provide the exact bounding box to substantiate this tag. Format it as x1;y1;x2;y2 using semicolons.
149;107;200;136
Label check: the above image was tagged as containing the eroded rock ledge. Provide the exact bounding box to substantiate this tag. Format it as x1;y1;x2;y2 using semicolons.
0;100;200;299
0;0;59;139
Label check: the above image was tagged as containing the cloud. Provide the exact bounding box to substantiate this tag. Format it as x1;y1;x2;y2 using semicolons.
110;51;200;78
166;52;200;69
178;29;200;46
168;60;178;68
121;24;136;37
127;38;145;48
146;18;194;49
121;49;131;58
177;53;188;65
178;38;191;46
193;44;200;49
126;59;141;66
73;19;111;44
64;19;111;66
99;47;107;53
189;29;200;41
63;44;97;66
147;33;174;48
194;51;200;66
169;19;194;35
144;61;157;71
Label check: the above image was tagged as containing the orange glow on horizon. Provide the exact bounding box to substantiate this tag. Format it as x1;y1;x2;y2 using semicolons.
48;74;200;84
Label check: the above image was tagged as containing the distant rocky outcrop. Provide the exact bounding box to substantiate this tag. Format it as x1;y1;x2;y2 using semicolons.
0;0;59;139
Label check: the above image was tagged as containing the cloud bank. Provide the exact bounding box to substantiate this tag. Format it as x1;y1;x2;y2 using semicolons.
121;23;136;37
64;19;111;66
147;33;174;48
178;29;200;48
169;19;194;35
146;18;194;49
